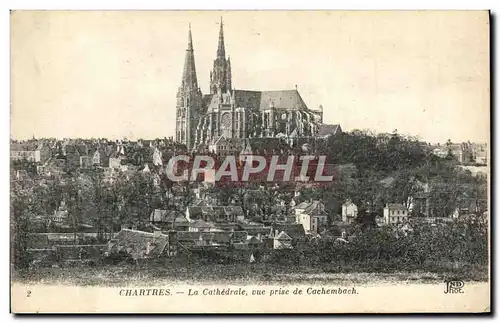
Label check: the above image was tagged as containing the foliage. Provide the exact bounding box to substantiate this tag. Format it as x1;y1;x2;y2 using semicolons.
275;219;488;272
291;130;487;222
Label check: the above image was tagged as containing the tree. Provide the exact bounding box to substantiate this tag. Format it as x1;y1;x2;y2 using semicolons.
10;183;32;268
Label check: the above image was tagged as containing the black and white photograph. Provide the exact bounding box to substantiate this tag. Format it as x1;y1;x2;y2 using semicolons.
9;10;490;313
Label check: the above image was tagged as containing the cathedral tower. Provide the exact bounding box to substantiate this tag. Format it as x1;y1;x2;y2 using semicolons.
209;17;232;94
176;24;203;149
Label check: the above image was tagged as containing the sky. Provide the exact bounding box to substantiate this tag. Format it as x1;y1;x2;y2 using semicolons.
10;11;490;143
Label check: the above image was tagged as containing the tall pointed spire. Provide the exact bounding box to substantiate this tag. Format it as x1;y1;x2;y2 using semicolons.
181;23;198;90
176;24;202;150
217;16;225;58
187;23;193;51
210;17;232;94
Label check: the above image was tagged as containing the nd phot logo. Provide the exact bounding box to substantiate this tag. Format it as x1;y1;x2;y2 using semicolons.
444;280;464;294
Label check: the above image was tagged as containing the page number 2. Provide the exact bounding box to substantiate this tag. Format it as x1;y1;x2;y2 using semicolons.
26;290;31;297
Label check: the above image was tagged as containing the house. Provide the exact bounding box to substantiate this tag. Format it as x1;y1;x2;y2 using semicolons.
383;204;409;225
451;197;482;220
266;229;293;249
472;143;488;164
316;124;342;138
80;156;94;168
408;179;431;217
152;147;163;166
246;137;291;155
149;209;189;231
201;231;233;247
185;206;245;223
92;149;110;167
432;147;449;158
208;136;244;157
271;223;306;247
102;167;118;184
176;231;203;249
246;235;264;249
62;144;85;169
188;219;217;232
294;201;328;234
176;231;248;250
11;142;51;163
238;223;271;237
341;201;358;224
446;143;474;164
108;229;170;259
109;157;124;169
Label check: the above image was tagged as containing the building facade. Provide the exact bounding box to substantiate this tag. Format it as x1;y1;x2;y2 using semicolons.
341;201;358;224
175;19;324;150
294;201;328;234
11;143;50;163
383;204;409;225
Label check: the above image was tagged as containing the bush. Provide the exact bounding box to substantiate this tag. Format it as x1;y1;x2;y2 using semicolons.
270;219;488;273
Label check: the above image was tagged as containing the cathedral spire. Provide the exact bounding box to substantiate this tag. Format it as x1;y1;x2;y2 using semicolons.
181;23;198;90
176;24;202;150
187;23;193;51
210;17;231;94
217;16;225;58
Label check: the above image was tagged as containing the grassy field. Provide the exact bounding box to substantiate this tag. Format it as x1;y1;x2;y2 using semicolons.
11;261;489;286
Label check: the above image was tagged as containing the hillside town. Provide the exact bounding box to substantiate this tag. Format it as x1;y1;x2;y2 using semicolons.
10;131;488;267
10;20;488;273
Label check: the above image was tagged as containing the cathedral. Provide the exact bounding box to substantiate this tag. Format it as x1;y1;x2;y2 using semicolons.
175;19;325;150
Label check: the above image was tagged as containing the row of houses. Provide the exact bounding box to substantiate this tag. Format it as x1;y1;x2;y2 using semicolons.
346;201;486;227
432;142;488;164
149;200;330;236
109;222;306;260
202;124;341;157
10;138;186;172
10;143;51;163
11;130;344;170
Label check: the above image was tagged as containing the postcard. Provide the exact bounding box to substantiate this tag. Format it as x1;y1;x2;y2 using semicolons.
10;10;490;313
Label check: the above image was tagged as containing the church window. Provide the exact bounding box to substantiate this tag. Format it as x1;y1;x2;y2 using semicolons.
221;113;231;128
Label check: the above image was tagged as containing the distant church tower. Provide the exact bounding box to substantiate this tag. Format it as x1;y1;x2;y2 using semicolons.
175;24;203;149
209;17;232;94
